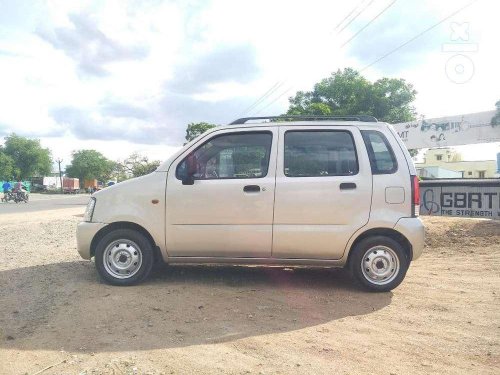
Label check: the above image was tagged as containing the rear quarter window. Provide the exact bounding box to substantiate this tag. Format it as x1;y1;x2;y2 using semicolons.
361;130;398;174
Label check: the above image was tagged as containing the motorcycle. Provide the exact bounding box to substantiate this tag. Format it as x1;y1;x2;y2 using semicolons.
1;190;29;203
14;190;29;203
1;191;16;203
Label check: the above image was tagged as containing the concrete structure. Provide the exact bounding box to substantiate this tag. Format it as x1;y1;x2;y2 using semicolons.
417;166;462;179
415;148;497;179
419;179;500;219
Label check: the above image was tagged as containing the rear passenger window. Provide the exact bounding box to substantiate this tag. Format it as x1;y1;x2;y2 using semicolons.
284;131;358;177
361;130;398;174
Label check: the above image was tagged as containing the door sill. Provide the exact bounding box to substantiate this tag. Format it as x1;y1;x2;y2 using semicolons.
166;256;345;267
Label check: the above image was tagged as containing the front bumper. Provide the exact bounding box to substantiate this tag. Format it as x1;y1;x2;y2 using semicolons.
76;221;107;259
394;217;425;261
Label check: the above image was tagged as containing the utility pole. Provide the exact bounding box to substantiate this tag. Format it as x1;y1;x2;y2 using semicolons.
56;158;63;193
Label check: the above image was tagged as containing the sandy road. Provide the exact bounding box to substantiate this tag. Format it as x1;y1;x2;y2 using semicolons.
0;208;498;374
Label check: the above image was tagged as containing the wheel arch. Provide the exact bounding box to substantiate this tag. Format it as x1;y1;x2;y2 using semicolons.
90;221;161;261
347;227;413;266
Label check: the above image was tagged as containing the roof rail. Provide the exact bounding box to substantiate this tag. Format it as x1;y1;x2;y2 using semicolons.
229;115;378;125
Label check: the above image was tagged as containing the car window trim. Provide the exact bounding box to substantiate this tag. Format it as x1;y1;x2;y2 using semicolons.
175;130;274;181
283;129;360;178
361;130;398;175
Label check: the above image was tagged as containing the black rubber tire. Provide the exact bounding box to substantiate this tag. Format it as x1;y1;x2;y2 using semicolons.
94;229;154;286
349;235;409;292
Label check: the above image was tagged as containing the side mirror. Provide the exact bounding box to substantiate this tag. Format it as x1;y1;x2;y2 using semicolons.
182;154;197;185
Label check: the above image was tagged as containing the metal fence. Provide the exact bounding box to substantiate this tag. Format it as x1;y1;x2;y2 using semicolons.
420;179;500;219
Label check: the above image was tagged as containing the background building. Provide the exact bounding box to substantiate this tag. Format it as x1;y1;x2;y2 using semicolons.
415;148;497;179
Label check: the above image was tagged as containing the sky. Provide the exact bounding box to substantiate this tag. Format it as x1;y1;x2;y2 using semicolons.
0;0;499;168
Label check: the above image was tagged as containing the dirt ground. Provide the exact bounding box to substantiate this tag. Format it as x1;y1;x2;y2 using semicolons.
0;208;499;375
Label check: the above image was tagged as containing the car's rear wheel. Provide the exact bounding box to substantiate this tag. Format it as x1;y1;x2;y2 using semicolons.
94;229;154;286
350;236;409;292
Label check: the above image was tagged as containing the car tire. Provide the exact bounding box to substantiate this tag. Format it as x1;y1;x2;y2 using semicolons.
94;229;154;286
350;236;409;292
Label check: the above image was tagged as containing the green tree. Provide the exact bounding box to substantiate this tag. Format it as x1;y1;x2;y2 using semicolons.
287;68;417;123
407;149;419;158
491;100;500;126
0;149;16;180
371;78;418;123
3;134;52;179
66;150;116;185
185;122;217;143
287;68;419;156
120;153;161;178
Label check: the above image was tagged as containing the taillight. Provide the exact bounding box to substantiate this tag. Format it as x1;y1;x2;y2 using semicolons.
412;175;420;217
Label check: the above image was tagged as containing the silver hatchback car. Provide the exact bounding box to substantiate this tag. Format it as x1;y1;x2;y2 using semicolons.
77;115;424;292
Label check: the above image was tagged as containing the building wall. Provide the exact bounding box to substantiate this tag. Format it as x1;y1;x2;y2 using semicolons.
416;166;462;179
421;148;462;164
416;148;497;178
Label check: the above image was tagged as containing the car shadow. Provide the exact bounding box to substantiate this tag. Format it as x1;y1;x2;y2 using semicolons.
0;261;392;352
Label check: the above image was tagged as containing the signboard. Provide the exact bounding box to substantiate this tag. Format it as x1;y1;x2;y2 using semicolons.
420;180;500;219
393;111;500;149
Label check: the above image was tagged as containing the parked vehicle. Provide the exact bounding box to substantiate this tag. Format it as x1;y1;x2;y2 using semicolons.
84;179;98;191
63;177;80;194
30;183;46;193
77;115;424;291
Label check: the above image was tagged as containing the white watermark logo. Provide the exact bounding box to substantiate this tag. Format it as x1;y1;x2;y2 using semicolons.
443;22;477;84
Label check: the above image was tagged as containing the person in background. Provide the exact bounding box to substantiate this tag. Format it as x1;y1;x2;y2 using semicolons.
2;181;11;195
13;180;28;200
13;180;25;193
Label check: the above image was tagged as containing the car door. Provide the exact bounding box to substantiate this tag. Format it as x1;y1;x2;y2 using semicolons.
165;127;277;258
272;126;372;260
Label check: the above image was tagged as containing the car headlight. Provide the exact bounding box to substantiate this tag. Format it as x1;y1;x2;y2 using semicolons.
83;197;96;222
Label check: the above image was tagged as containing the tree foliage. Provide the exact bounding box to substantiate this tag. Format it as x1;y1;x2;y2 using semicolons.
185;122;217;143
119;153;161;178
2;134;52;179
491;100;500;126
287;68;417;123
66;150;116;184
232;148;266;175
0;148;16;180
407;149;419;158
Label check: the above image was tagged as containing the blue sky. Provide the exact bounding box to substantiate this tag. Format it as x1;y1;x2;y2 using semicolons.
0;0;498;165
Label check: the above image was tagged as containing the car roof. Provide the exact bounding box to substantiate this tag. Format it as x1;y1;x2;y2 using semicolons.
216;115;387;131
216;120;388;132
230;115;378;124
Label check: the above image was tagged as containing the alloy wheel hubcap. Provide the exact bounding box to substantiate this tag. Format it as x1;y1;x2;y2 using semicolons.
361;245;400;285
103;239;142;279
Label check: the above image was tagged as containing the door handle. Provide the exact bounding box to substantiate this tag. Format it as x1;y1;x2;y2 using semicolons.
243;185;261;193
340;182;357;190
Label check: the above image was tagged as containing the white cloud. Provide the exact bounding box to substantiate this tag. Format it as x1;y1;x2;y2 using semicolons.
0;0;498;166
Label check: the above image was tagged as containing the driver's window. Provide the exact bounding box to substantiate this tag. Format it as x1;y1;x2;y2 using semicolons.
176;132;272;180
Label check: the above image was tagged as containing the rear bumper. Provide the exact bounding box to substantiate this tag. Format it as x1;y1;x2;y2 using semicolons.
76;221;107;259
394;217;425;261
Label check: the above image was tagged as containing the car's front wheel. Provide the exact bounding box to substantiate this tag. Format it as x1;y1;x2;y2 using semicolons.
94;229;154;286
350;236;409;292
